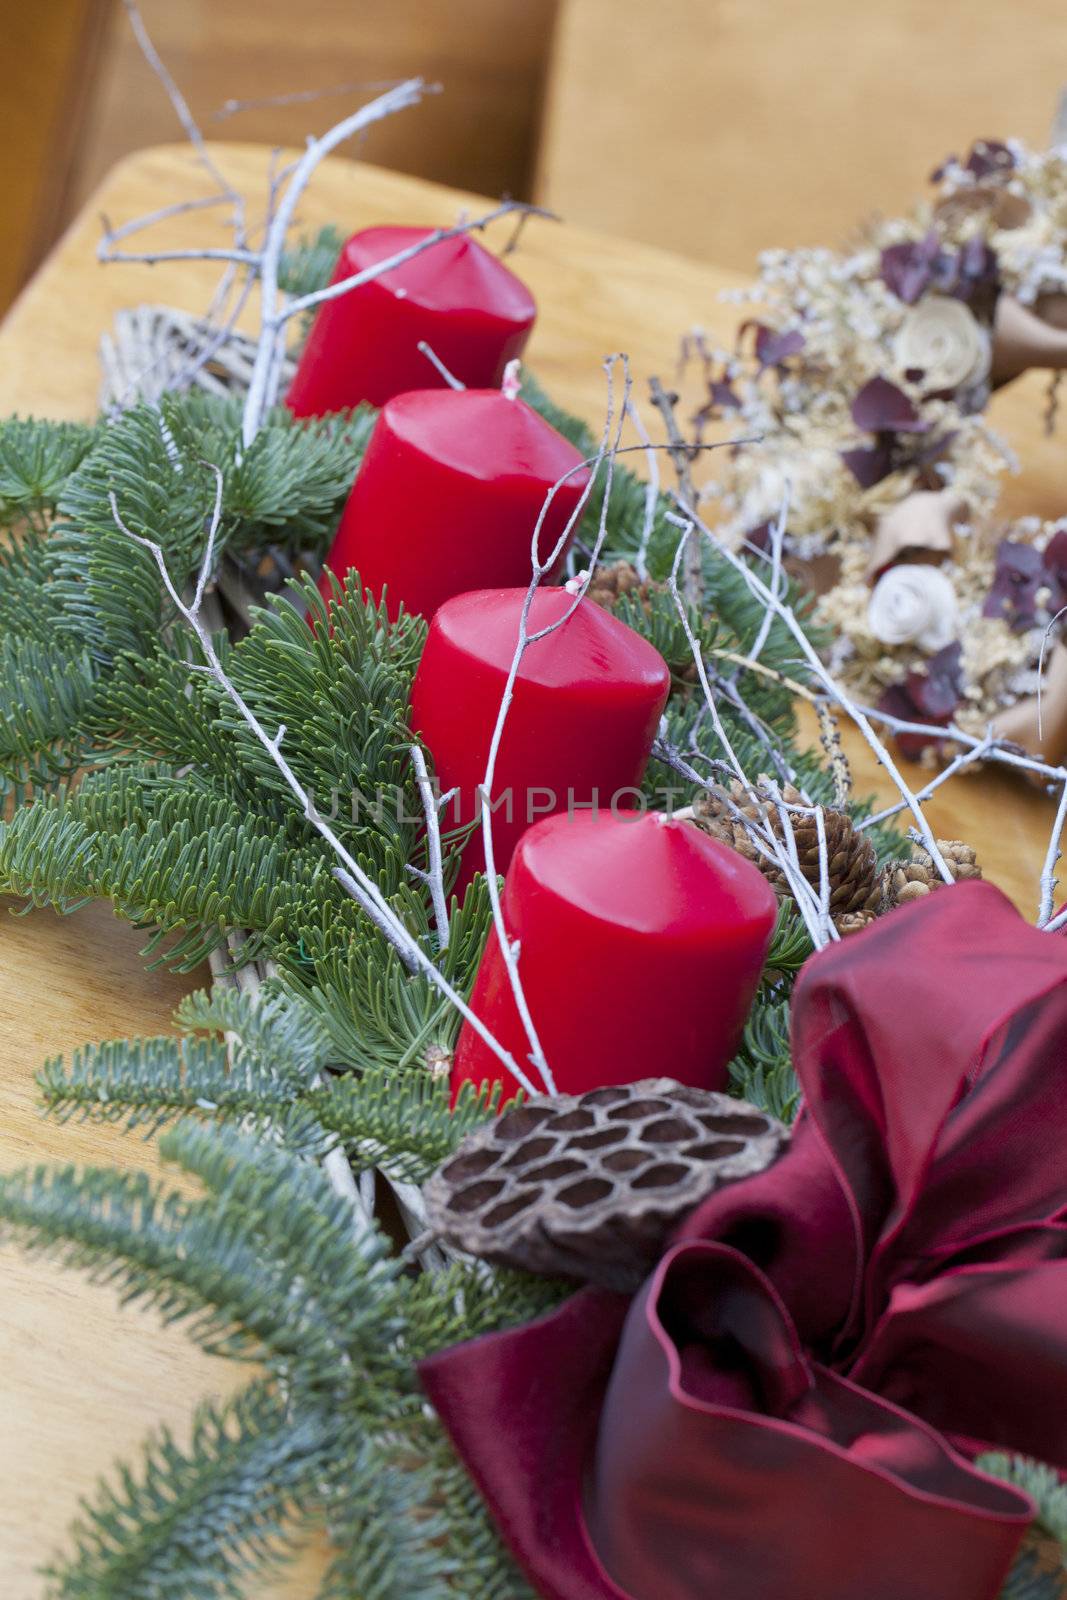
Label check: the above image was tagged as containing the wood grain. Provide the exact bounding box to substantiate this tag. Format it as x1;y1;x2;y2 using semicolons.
539;0;1067;272
0;143;1060;1595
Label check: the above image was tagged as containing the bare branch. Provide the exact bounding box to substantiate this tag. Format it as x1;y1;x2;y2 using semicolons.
1038;776;1067;925
669;502;956;885
417;342;466;390
241;76;429;446
279;201;554;322
649;375;703;606
475;356;632;1095
409;745;450;950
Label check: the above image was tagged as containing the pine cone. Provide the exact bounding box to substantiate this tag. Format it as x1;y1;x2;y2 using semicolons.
585;560;662;612
883;839;982;909
693;780;882;929
424;1079;788;1293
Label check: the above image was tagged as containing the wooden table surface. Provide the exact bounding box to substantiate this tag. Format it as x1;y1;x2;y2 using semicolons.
0;143;1062;1596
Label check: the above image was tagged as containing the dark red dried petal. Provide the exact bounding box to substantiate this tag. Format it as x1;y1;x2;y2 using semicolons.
753;325;806;371
851;377;930;435
840;440;895;488
964;139;1016;179
1043;530;1067;614
906;641;963;720
983;540;1045;631
877;683;950;761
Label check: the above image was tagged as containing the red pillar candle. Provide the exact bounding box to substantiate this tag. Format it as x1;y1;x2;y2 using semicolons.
319;389;591;619
410;587;671;890
286;226;536;415
452;809;778;1103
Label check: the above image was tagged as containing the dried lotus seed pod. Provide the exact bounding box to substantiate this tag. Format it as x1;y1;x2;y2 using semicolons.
424;1077;788;1292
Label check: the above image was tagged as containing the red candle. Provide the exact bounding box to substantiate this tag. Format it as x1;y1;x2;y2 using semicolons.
410;587;671;890
452;809;778;1103
319;389;591;620
286;226;536;415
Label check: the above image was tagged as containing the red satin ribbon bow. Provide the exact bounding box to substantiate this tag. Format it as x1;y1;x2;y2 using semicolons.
421;882;1067;1600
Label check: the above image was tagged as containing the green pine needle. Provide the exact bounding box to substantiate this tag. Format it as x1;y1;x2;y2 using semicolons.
44;1382;332;1600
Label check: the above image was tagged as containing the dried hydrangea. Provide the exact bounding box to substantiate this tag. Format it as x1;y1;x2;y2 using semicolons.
694;135;1067;746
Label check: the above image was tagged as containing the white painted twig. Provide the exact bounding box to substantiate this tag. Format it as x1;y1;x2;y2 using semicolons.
409;745;450;951
625;394;660;582
855;734;996;832
121;0;246;237
417;342;466;389
671;502;956;885
476;356;632;1096
1038;776;1067;925
854;701;1067;784
744;482;790;668
241;77;429;446
665;522;830;947
207;937;372;1224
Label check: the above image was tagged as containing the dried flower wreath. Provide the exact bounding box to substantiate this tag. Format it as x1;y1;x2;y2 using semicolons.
694;134;1067;762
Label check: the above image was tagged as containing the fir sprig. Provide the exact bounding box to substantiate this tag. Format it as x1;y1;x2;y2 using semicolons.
45;1382;332;1600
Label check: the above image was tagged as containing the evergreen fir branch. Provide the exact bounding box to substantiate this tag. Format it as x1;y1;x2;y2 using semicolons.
0;415;98;513
316;1439;455;1600
49;394;373;663
612;583;721;689
979;1455;1067;1558
729;993;801;1123
0;1127;399;1370
0;1161;280;1363
0;774;338;968
52;403;221;659
278;225;344;306
215;573;426;874
0;519;68;644
292;875;494;1071
40;967;489;1186
176;983;333;1079
36;1034;296;1136
0;634;98;803
308;1070;496;1182
401;1260;567;1362
401;1421;537;1600
45;1381;332;1600
762;901;814;981
158;1121;403;1380
92;647;247;801
162;390;374;552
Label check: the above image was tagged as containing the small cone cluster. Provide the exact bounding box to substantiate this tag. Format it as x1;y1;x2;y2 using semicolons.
693;780;981;934
883;839;982;908
693;779;883;933
585;559;663;613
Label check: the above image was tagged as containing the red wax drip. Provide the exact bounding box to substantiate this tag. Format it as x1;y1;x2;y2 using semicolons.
410;587;671;892
286;226;536;415
452;809;778;1104
320;389;591;620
